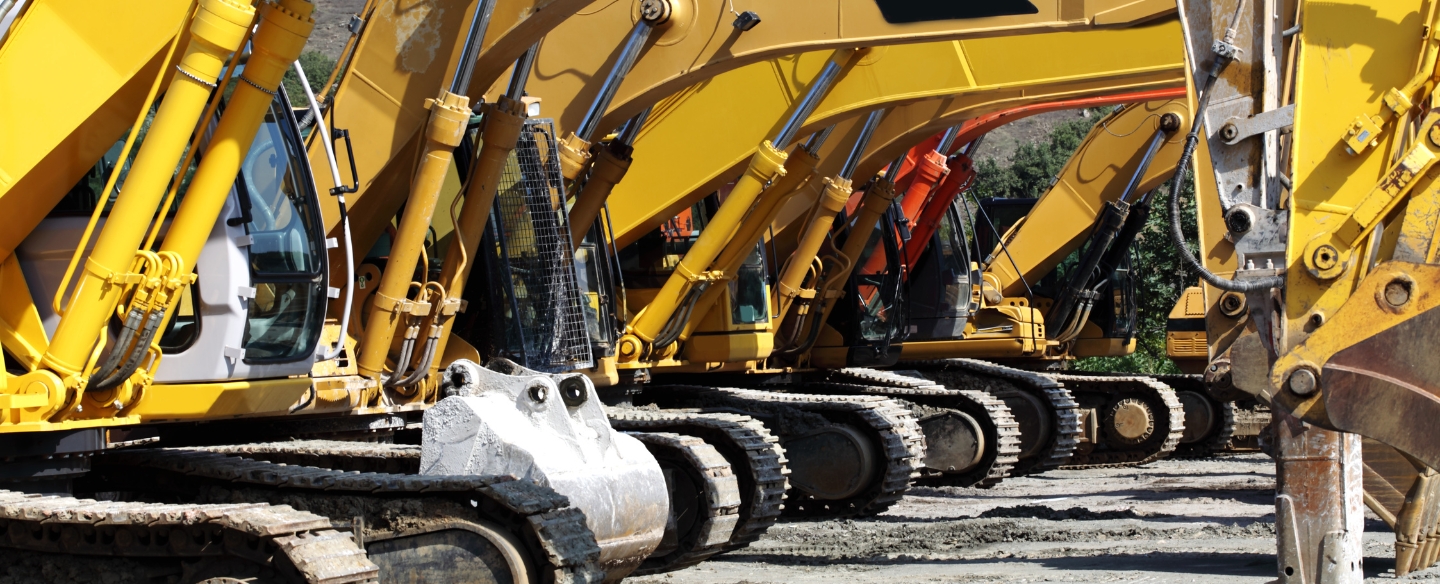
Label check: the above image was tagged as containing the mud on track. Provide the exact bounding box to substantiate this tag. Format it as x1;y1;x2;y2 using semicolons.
629;454;1440;583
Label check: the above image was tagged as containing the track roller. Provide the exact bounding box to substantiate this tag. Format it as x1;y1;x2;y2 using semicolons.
801;367;1022;488
900;359;1082;476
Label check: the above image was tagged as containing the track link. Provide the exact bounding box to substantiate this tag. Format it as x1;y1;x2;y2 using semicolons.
624;432;740;575
90;446;606;584
607;408;788;551
901;359;1082;475
638;385;923;518
1048;374;1186;468
0;489;378;583
802;368;1021;488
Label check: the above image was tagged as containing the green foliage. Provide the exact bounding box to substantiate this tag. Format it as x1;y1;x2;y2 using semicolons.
969;107;1200;374
281;51;337;107
971;111;1106;200
1072;179;1198;375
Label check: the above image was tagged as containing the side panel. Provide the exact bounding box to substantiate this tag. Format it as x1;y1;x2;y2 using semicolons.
0;0;191;261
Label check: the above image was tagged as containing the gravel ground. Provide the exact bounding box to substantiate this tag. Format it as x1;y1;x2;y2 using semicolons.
630;454;1440;583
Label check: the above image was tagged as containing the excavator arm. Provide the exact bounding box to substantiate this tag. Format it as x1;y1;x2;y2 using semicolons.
517;0;1179;140
323;0;1180;263
609;19;1187;249
594;20;1187;366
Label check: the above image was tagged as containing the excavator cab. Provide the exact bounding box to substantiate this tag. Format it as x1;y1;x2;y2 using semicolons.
452;118;595;373
21;81;329;383
829;201;908;367
905;200;979;341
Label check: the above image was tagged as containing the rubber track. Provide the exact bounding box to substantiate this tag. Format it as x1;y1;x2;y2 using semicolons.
1048;374;1186;468
900;359;1082;475
0;490;379;583
644;386;923;518
625;432;740;575
607;408;787;550
102;447;606;584
202;440;422;474
803;368;1021;488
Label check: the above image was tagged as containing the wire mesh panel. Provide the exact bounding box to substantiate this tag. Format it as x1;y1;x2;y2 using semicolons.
483;119;593;372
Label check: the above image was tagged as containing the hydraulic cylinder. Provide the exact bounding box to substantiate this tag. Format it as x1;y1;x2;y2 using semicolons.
814;178;899;326
425;96;526;374
41;0;255;378
618;141;787;358
898;150;947;227
776;175;851;322
677;146;820;341
568;143;632;248
904;153;974;269
356;91;471;380
159;0;315;271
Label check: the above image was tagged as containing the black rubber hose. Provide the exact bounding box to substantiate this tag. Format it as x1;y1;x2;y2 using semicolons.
1167;58;1285;293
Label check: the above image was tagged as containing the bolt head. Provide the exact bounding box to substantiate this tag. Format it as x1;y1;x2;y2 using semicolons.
1287;368;1318;397
1220;123;1239;140
639;0;672;23
1385;279;1412;307
1160;113;1182;134
1312;245;1340;270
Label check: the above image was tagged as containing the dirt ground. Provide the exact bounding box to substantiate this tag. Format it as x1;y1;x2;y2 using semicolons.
630;454;1440;583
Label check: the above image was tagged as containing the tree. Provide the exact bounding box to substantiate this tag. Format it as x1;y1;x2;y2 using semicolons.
966;107;1199;374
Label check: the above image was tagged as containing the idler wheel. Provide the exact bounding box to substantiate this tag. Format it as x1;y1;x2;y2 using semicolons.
919;411;986;474
1104;398;1155;446
784;424;879;500
1176;390;1217;444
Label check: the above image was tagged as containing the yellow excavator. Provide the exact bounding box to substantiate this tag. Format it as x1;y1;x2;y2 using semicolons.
533;12;1185;519
1087;1;1440;581
0;0;1201;580
0;0;678;580
317;0;1191;574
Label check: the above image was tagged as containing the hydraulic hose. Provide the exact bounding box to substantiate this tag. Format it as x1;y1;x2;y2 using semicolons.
1167;55;1285;292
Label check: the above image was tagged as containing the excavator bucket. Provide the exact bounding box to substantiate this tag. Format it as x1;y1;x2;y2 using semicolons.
423;358;668;580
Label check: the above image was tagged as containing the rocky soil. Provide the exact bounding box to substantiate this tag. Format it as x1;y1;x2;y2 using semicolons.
630;454;1440;583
